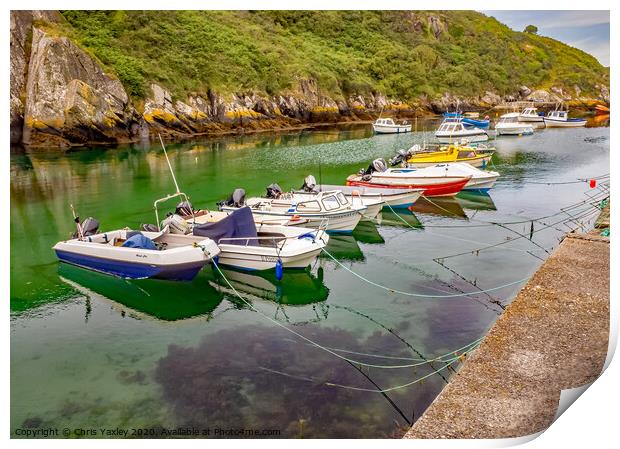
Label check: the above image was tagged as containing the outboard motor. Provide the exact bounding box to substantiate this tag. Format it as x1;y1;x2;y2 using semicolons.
175;200;193;217
161;213;189;235
364;158;388;175
218;188;246;208
72;217;100;238
301;175;317;192
265;183;283;199
389;149;409;166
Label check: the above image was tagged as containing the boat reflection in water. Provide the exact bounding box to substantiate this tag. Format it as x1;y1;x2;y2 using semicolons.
378;207;424;229
58;264;224;321
455;191;497;211
320;220;385;261
205;265;329;306
410;196;467;218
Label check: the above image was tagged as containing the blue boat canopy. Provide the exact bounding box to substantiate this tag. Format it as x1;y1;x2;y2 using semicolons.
121;233;157;250
193;206;259;246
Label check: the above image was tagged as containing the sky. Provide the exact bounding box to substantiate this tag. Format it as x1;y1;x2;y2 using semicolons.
483;10;610;66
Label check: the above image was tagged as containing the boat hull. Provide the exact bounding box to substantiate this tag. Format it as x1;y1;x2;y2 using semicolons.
435;132;488;144
55;250;207;281
496;124;534;135
543;118;587;128
53;230;220;281
216;245;324;271
315;184;423;209
373;124;412;134
221;207;363;234
346;177;470;197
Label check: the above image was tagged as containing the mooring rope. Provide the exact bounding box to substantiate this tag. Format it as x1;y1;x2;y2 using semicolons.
213;261;468;370
320;247;530;298
259;351;470;393
293;336;484;363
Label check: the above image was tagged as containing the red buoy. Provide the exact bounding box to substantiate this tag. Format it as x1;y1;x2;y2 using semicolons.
590;179;597;188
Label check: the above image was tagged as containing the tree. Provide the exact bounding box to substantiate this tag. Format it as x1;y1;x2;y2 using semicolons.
524;25;538;34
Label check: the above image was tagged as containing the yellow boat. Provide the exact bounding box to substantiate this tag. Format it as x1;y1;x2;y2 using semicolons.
405;144;495;168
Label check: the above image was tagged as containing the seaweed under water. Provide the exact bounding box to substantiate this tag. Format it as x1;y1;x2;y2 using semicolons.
154;323;448;438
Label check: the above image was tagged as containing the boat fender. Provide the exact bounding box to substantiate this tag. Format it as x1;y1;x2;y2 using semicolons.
275;258;283;281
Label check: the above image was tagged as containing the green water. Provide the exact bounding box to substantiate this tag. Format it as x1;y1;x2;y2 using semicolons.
10;122;609;438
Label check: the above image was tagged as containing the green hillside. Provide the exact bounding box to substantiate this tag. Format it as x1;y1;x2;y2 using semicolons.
59;10;608;102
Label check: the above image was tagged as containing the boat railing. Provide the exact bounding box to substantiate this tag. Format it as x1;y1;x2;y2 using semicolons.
216;235;290;249
154;191;195;231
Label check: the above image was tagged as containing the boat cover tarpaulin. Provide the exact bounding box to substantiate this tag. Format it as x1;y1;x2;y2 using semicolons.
193;206;259;246
121;233;157;250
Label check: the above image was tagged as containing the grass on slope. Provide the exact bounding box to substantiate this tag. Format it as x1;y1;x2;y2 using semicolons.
60;10;608;102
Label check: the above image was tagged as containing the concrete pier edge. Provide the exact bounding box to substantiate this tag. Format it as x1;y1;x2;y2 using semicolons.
405;203;610;439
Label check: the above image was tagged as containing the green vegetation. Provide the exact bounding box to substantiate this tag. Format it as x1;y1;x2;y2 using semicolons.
60;10;608;101
524;24;538;34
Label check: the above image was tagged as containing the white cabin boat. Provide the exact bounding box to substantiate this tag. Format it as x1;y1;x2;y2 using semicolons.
435;119;488;143
518;108;545;127
372;118;412;134
543;110;587;128
312;184;423;209
495;113;535;136
219;190;366;234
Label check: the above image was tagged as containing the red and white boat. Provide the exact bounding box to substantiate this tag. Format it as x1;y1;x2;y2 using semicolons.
346;159;471;197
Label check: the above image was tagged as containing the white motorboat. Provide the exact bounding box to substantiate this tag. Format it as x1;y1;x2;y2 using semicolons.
435;118;488;144
53;224;220;281
189;207;329;271
346;159;472;197
495;112;535;136
518;107;545;127
309;183;423;209
372;163;497;192
218;189;366;234
372;118;412;134
543;110;587;128
294;175;389;217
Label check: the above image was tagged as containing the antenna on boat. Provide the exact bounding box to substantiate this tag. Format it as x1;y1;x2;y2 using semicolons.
70;203;84;239
158;133;180;194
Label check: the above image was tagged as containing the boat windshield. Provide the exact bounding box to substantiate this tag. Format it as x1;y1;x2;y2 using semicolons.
336;192;349;206
296;200;321;212
321;195;340;211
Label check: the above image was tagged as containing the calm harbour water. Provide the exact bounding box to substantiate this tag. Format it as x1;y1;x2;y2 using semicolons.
10;119;609;438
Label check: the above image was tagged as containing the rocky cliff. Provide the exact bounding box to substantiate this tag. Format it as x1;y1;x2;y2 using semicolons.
10;11;610;148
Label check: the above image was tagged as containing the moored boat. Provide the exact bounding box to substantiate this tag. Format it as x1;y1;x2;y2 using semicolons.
218;188;366;234
307;183;423;209
543;110;587;128
518;107;546;127
495;112;535;136
294;175;422;211
346;159;471;197
53;225;220;281
392;143;495;168
443;112;490;129
372;117;412;134
435;118;489;143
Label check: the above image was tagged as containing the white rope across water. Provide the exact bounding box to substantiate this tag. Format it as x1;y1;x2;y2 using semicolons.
320;247;531;298
260;352;468;393
213;261;469;370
